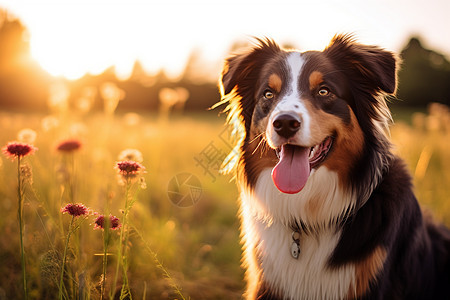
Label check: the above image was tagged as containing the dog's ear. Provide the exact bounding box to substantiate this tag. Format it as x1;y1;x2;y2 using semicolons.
220;53;247;96
325;34;398;94
219;38;281;97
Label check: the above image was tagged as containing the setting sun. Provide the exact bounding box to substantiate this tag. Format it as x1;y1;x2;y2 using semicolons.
1;0;449;81
16;3;197;80
2;2;219;80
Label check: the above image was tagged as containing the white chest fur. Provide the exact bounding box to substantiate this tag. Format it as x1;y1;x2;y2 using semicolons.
255;220;354;299
240;167;356;300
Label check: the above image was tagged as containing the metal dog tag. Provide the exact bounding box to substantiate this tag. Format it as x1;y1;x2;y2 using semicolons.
291;241;300;259
290;231;301;259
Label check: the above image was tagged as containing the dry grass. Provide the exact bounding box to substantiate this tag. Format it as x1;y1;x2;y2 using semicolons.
0;103;449;299
391;103;450;225
0;110;243;299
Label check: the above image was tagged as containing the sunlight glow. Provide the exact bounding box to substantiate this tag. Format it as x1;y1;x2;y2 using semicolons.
1;0;449;80
2;2;202;80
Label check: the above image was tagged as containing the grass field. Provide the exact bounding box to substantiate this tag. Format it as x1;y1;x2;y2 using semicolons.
1;103;450;299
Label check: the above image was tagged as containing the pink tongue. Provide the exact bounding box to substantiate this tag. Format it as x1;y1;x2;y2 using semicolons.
271;145;311;194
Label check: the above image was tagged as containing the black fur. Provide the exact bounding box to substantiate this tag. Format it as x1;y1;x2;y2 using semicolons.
332;157;450;299
219;34;450;299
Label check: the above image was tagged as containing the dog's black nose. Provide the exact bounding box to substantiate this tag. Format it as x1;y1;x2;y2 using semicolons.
273;114;301;139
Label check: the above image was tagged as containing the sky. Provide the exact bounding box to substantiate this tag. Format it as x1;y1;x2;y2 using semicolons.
1;0;449;80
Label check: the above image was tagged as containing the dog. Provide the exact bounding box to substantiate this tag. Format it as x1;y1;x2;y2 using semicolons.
216;34;450;299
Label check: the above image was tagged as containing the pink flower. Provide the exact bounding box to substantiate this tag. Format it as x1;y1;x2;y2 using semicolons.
56;139;82;152
2;142;37;160
94;214;121;230
115;160;144;179
61;203;89;217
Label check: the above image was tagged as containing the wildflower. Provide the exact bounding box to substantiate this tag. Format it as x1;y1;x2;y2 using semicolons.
56;139;82;152
116;160;144;180
2;142;37;160
61;203;89;217
118;149;143;163
112;160;145;298
59;202;89;300
3;141;37;299
17;128;37;144
94;214;121;230
95;213;121;299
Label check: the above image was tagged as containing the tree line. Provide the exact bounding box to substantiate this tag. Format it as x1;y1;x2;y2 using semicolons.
0;10;449;112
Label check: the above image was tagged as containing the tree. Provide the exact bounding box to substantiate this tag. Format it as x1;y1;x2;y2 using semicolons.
397;37;450;107
0;10;30;72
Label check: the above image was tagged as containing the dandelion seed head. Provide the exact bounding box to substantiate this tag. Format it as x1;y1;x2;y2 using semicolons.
118;149;143;163
61;203;89;217
57;139;82;152
69;123;88;137
76;87;96;114
17;128;37;144
76;97;93;113
123;113;141;127
2;142;37;160
41;115;60;132
101;82;125;114
159;87;179;108
94;214;121;230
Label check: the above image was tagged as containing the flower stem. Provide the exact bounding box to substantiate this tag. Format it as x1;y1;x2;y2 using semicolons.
120;179;133;299
123;179;134;298
112;178;133;300
17;156;28;300
111;218;123;299
101;229;109;300
112;183;128;299
59;216;74;300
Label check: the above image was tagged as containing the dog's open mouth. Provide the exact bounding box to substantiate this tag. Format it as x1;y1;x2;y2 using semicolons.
308;136;333;168
272;137;333;194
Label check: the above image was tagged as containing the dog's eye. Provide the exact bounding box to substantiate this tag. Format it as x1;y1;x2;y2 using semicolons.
318;87;330;97
264;90;274;99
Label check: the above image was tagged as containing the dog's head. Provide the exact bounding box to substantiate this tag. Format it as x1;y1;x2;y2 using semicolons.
219;34;397;200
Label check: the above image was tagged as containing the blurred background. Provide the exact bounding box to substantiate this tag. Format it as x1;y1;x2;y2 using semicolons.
0;0;449;299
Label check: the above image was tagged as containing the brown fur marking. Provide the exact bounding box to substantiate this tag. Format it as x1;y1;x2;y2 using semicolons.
347;246;387;298
302;101;364;187
268;74;282;93
322;109;364;185
309;71;324;91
